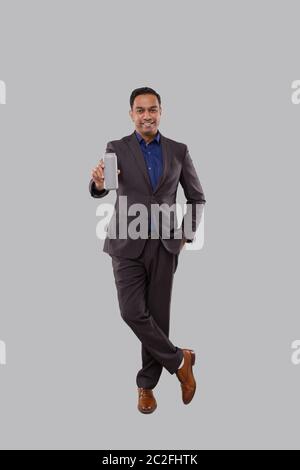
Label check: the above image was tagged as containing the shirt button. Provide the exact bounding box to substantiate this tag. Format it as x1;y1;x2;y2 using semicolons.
148;167;151;170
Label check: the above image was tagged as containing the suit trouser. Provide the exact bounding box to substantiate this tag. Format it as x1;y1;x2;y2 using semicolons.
110;237;184;389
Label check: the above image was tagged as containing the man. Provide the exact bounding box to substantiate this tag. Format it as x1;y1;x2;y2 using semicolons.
89;87;206;414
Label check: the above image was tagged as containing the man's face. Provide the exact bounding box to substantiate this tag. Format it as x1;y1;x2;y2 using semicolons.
129;94;162;138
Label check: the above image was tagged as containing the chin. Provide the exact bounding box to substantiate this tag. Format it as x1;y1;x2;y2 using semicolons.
142;128;157;133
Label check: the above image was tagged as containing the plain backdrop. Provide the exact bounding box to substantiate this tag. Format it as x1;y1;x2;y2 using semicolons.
0;0;299;450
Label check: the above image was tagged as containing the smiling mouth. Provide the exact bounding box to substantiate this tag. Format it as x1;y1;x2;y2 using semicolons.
142;122;155;127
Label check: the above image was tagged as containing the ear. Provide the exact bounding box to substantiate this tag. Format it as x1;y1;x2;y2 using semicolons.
129;109;133;120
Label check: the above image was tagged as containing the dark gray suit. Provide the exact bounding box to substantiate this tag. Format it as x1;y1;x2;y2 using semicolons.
89;131;206;388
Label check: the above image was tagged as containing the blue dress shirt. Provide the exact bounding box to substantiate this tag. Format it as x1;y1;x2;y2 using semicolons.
135;130;163;234
135;130;163;191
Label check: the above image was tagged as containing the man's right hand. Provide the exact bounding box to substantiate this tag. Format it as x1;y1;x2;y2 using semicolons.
91;158;121;191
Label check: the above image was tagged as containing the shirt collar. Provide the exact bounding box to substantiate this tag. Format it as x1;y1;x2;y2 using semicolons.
135;129;161;144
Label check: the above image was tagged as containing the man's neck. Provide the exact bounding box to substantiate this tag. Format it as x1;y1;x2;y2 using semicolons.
135;129;157;144
144;136;154;144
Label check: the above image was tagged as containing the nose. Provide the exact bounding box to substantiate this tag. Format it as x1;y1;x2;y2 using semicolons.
143;111;151;120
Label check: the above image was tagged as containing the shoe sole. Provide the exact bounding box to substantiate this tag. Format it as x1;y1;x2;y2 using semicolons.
184;350;196;405
191;350;196;366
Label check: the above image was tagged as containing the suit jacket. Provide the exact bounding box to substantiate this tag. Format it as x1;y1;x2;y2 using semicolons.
89;131;206;258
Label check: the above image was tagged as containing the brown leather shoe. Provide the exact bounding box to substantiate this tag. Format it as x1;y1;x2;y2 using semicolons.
137;387;157;414
176;349;196;404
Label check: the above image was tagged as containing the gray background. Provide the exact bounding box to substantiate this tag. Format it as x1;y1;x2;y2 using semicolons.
0;0;299;450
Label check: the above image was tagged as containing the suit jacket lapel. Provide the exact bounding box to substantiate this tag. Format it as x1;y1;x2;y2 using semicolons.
125;131;169;195
155;133;169;194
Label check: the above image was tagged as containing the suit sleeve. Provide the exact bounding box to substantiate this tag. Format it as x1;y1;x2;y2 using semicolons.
89;141;115;198
179;145;206;242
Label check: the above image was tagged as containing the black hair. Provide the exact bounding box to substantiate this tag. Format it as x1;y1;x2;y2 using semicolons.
130;87;161;109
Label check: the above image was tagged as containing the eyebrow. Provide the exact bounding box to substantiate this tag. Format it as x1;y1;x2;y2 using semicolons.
135;106;158;110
